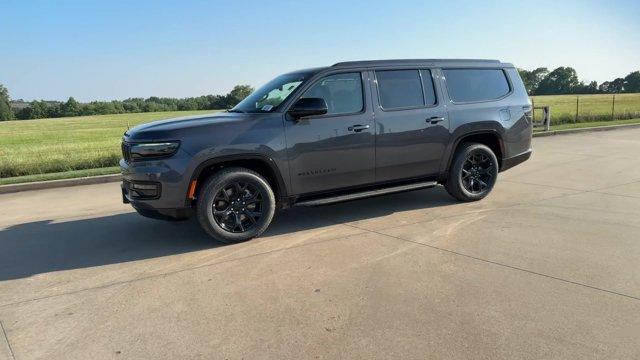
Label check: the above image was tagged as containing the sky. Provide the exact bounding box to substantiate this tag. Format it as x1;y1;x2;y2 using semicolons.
1;0;639;102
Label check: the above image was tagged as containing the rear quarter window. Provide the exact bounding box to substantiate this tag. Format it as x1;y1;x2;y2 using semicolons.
443;69;510;103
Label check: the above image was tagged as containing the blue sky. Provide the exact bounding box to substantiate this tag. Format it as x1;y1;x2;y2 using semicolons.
1;0;639;102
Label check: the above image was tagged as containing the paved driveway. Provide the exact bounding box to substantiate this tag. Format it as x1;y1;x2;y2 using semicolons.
1;129;639;359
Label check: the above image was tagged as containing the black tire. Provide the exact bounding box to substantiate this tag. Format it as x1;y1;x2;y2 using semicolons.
445;143;499;202
196;167;276;243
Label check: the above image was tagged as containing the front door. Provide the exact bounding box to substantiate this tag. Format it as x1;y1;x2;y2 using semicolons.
285;71;375;195
372;69;449;182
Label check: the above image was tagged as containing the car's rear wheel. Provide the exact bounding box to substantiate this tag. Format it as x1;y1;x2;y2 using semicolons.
445;143;498;201
196;167;275;243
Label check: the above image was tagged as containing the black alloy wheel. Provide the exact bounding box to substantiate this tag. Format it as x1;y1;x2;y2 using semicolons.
196;167;276;243
445;143;499;202
461;151;494;194
212;181;263;233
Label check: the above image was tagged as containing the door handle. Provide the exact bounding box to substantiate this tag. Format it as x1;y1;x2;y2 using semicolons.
427;116;445;124
348;124;370;132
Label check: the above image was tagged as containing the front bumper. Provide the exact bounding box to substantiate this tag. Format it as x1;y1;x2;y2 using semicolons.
120;151;194;220
122;182;191;220
121;179;161;201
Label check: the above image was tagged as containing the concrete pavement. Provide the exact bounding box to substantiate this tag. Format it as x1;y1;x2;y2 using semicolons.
1;128;639;359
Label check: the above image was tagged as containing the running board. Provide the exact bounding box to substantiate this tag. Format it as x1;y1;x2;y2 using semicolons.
294;181;438;207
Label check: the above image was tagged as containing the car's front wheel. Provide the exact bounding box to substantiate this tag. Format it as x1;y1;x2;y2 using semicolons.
445;143;499;201
196;167;276;243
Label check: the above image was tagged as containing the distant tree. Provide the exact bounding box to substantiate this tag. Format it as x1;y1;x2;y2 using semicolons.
177;97;199;111
205;94;227;109
603;78;627;93
60;97;81;117
16;100;49;119
536;67;581;95
9;83;277;120
227;85;254;107
0;84;14;121
575;80;599;94
93;101;120;114
587;80;599;93
598;81;612;93
624;71;640;93
518;67;548;95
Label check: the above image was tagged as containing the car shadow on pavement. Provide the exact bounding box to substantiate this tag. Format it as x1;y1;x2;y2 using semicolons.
265;187;457;237
0;187;457;281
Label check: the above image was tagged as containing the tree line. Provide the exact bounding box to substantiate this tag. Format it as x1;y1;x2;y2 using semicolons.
0;85;253;121
518;67;640;95
2;66;640;121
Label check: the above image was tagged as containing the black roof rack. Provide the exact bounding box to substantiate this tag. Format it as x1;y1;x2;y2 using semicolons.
331;59;504;68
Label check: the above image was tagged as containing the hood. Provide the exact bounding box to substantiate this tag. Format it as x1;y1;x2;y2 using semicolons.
124;112;247;141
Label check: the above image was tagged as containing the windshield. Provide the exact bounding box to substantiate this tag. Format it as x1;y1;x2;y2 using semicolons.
231;72;314;113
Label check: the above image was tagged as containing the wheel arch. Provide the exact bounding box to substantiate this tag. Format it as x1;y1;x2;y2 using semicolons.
186;154;288;207
441;129;505;180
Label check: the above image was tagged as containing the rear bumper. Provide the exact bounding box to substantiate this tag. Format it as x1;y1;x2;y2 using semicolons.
500;149;532;172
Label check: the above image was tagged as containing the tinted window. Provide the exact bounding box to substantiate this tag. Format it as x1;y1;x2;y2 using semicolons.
301;73;363;115
376;70;424;109
443;69;510;102
420;69;437;106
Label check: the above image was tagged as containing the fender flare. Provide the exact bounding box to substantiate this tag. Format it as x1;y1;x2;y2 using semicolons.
185;153;289;206
440;128;506;178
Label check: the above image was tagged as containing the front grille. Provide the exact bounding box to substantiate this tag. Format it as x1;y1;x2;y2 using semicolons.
121;142;132;162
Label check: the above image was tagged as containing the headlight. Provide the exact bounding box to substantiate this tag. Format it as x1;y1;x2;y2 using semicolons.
129;141;180;160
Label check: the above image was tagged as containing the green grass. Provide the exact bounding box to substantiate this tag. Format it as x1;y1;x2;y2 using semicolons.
0;166;120;185
0;110;218;179
530;93;640;123
537;117;640;131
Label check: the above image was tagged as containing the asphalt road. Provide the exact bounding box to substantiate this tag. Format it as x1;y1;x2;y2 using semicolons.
1;129;640;360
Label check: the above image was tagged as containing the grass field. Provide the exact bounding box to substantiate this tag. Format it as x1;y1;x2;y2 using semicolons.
1;93;640;184
543;118;640;131
0;166;120;186
0;110;216;179
530;93;640;123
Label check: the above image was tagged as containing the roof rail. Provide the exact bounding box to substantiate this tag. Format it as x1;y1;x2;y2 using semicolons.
331;59;501;67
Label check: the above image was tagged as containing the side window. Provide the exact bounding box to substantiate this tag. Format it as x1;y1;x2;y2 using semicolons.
443;69;510;102
420;69;437;106
376;70;424;110
301;72;363;115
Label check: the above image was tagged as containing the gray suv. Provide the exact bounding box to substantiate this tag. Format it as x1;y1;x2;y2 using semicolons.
121;59;532;243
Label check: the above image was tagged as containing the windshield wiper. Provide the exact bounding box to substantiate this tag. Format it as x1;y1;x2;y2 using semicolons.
227;109;245;113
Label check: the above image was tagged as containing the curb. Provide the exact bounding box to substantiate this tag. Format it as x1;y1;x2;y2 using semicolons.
0;174;121;195
533;123;640;137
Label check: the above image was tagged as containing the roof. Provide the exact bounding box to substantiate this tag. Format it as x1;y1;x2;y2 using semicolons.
331;59;513;68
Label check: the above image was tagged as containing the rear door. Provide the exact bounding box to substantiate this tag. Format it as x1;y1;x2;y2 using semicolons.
284;71;375;195
371;68;450;182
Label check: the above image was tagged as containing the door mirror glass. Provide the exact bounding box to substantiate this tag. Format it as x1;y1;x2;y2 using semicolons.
288;98;328;119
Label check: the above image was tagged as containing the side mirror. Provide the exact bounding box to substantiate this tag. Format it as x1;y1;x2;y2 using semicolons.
288;98;328;120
